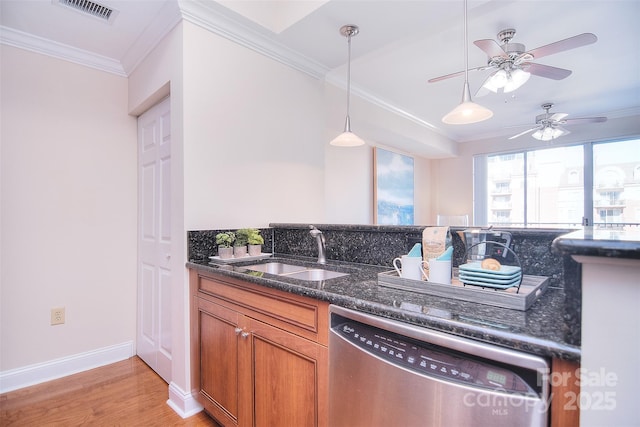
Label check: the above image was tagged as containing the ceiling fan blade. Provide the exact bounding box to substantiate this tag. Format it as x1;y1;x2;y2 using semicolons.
513;52;534;65
528;33;597;59
428;70;464;83
428;66;487;83
509;127;538;140
563;117;608;125
474;39;508;58
550;112;569;122
523;62;572;80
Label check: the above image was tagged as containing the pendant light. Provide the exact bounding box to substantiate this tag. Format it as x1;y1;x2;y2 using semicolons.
442;0;493;125
330;25;365;147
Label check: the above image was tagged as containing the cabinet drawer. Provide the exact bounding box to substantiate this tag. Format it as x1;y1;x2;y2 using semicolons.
196;272;329;345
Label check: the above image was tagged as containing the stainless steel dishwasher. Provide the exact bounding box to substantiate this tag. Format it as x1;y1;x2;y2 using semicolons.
329;305;550;427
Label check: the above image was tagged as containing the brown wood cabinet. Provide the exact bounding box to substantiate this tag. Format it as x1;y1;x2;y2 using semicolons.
550;358;581;427
190;270;329;427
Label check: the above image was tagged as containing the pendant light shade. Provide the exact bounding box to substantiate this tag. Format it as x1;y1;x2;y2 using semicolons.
442;0;493;125
442;82;494;124
331;25;365;147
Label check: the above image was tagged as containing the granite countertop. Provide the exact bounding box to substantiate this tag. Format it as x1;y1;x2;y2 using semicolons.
188;254;580;362
552;226;640;260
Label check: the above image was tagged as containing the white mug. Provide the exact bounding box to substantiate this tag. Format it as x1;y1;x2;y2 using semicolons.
425;258;452;284
393;255;427;280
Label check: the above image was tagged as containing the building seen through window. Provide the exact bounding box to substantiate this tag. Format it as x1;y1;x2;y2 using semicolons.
476;138;640;228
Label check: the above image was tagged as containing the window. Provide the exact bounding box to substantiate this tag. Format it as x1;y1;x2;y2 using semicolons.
474;138;640;228
592;139;640;227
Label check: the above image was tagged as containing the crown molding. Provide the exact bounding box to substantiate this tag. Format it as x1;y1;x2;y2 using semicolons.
0;25;126;76
121;0;183;75
325;73;444;135
603;106;640;119
178;0;329;80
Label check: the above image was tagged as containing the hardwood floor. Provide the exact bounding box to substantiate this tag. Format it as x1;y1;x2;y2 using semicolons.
0;356;219;426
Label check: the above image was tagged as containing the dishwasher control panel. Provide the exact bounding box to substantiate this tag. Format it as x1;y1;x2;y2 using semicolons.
334;321;536;395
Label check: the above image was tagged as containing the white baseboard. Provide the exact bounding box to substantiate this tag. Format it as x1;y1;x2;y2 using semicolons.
0;341;134;394
167;381;204;418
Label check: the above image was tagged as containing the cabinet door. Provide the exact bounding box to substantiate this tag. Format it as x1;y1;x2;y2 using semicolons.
198;299;243;427
247;318;328;427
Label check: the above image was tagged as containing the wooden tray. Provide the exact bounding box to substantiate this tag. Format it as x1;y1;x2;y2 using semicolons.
378;269;549;311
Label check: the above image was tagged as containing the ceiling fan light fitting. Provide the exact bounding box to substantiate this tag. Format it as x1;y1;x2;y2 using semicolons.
484;69;507;92
532;126;564;141
503;68;530;93
483;67;530;93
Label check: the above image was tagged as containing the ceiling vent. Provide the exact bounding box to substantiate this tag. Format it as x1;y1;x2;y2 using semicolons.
54;0;119;24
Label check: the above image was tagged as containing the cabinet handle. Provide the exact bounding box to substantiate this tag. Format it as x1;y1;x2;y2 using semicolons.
234;327;243;335
240;332;250;339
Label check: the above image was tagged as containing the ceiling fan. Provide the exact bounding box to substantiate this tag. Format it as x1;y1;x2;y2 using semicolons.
428;29;597;96
508;103;607;141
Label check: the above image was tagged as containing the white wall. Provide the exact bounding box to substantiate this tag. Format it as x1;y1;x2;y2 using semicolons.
414;156;433;224
181;22;326;230
0;46;137;374
324;143;373;224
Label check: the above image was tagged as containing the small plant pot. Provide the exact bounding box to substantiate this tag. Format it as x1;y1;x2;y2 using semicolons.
218;247;233;259
248;244;262;257
233;245;247;258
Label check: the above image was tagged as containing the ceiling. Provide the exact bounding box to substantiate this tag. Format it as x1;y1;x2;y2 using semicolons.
2;0;639;155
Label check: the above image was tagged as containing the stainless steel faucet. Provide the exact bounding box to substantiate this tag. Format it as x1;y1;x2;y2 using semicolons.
309;225;327;264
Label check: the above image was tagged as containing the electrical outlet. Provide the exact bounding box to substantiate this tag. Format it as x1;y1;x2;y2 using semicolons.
51;307;65;325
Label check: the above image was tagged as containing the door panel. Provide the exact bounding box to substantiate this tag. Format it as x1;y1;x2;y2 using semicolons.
250;319;327;427
137;97;172;382
139;263;155;358
199;299;242;426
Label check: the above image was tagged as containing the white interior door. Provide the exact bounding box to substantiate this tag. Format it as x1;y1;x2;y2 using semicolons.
137;97;172;382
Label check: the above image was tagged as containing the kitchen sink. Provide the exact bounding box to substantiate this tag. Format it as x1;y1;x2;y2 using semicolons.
281;268;348;281
242;262;349;281
242;262;307;275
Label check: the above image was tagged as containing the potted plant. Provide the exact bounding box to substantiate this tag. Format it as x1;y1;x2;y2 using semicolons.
246;228;264;256
233;228;249;258
215;231;235;259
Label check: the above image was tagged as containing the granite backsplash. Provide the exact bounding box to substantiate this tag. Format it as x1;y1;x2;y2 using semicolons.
188;223;580;290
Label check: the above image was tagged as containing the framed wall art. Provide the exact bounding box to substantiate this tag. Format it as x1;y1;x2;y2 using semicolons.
374;147;414;225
